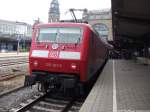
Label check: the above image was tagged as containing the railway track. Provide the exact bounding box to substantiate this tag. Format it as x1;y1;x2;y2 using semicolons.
0;56;28;60
0;86;25;98
0;60;28;67
0;57;28;80
10;93;84;112
0;85;39;112
0;59;28;67
0;73;24;81
0;63;28;81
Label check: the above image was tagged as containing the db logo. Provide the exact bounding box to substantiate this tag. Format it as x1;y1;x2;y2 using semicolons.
52;44;59;50
49;51;59;58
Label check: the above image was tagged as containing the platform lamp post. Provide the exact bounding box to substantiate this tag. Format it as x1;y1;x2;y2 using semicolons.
17;35;21;55
23;33;26;50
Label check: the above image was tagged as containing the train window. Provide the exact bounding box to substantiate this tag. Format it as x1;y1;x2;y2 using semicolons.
58;28;83;44
37;28;57;42
37;27;83;44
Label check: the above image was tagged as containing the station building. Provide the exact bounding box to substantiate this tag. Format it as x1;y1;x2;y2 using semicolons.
59;9;112;43
82;9;112;42
0;19;32;52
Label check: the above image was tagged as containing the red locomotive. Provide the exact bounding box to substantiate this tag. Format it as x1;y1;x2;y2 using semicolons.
24;23;110;93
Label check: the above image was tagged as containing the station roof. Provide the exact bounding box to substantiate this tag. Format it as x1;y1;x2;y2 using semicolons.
111;0;150;48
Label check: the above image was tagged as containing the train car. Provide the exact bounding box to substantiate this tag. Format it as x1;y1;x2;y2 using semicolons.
24;23;110;93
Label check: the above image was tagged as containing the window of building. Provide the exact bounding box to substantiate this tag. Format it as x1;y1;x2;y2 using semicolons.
88;15;96;20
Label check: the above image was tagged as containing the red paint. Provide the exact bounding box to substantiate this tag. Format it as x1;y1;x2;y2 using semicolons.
29;23;110;83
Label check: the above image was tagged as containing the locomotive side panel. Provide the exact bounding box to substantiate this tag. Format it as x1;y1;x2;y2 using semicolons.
79;27;91;82
86;29;108;81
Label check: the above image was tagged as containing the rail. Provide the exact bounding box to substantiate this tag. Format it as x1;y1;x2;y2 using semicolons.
10;93;84;112
0;86;25;98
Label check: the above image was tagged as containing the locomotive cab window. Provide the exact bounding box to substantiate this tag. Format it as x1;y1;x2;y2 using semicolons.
36;27;83;44
37;28;57;42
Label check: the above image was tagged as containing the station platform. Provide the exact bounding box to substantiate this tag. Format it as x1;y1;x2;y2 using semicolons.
80;60;150;112
0;52;29;57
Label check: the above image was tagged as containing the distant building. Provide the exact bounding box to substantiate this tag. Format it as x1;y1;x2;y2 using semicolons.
0;19;32;51
0;20;16;37
82;9;112;42
0;19;32;40
48;0;60;22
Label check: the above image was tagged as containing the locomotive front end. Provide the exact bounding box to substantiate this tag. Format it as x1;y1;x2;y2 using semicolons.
24;24;86;92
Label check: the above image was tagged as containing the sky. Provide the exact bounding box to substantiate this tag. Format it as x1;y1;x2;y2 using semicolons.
0;0;111;25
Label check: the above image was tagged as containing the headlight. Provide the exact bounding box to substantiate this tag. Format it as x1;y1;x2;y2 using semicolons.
71;63;77;70
33;61;38;67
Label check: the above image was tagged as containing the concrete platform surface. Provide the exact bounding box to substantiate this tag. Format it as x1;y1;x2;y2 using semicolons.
0;52;29;57
80;60;150;112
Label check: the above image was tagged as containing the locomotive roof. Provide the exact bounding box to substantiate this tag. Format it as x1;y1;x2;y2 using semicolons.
35;22;91;28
